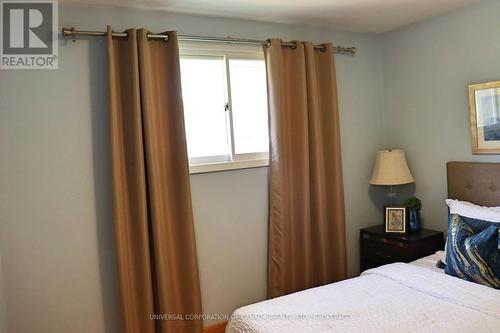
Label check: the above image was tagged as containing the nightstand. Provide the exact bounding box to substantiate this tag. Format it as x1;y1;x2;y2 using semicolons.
360;225;444;272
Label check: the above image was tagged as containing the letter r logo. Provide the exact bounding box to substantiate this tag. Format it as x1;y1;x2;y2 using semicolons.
2;2;53;54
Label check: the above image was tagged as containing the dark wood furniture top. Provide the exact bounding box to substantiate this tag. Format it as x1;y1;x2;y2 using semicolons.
360;225;444;272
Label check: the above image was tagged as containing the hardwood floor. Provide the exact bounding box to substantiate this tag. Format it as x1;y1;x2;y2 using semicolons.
203;321;227;333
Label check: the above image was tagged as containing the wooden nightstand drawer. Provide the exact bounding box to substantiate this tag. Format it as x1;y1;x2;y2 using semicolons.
361;237;410;264
361;232;409;249
360;225;444;272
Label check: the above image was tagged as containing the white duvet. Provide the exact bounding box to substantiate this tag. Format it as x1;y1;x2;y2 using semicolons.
226;263;500;333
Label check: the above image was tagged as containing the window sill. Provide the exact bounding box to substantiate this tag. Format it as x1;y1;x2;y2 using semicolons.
189;158;269;174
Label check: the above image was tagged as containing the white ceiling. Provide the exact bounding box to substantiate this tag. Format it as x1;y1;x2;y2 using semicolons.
62;0;481;34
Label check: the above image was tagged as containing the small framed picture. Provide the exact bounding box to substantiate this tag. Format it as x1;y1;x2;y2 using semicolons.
468;80;500;154
384;205;407;234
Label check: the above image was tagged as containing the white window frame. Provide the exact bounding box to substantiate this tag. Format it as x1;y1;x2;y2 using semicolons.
179;42;269;174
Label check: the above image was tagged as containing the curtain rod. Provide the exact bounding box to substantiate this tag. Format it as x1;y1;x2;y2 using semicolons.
61;27;357;55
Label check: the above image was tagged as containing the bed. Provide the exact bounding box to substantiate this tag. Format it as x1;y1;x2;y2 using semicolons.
226;162;500;333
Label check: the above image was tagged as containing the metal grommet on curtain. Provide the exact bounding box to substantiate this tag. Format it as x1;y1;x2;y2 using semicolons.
291;41;298;50
319;44;327;52
265;39;272;48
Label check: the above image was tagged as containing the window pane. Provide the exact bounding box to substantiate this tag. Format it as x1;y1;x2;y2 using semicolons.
180;57;230;159
229;59;269;154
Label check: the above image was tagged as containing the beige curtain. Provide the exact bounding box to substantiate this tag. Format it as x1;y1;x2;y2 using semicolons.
265;39;347;298
107;27;202;333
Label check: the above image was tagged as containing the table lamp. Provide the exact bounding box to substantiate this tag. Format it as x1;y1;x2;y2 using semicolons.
369;149;414;203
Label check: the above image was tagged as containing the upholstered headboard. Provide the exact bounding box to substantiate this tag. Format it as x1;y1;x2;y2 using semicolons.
447;161;500;206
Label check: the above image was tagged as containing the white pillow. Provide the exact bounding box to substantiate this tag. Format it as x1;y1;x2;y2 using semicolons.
445;199;500;222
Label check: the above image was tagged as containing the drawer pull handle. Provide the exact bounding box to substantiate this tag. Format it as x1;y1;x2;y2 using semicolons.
376;252;393;259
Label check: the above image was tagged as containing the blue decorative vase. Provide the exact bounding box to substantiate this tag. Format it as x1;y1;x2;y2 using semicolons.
409;210;421;232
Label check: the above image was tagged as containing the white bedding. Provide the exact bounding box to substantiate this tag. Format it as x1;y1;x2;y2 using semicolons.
226;253;499;333
410;250;445;273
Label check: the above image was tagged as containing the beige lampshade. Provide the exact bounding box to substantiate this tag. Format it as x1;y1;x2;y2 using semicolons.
369;149;415;185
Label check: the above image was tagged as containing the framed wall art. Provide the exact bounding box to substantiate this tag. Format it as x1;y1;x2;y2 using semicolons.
469;80;500;154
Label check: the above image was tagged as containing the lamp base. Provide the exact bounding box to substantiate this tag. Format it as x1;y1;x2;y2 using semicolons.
387;185;396;204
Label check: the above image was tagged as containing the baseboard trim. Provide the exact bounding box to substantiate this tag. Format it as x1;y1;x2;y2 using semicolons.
203;321;227;333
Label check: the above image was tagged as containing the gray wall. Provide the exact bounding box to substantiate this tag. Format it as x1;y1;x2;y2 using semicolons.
0;255;6;333
0;4;384;332
381;0;500;233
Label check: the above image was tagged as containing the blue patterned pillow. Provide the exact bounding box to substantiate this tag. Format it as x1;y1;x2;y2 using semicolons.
445;214;500;288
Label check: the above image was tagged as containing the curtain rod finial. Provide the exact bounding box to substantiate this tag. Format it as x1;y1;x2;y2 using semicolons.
62;27;76;42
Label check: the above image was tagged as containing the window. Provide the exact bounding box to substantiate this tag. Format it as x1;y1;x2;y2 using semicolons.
179;42;269;173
